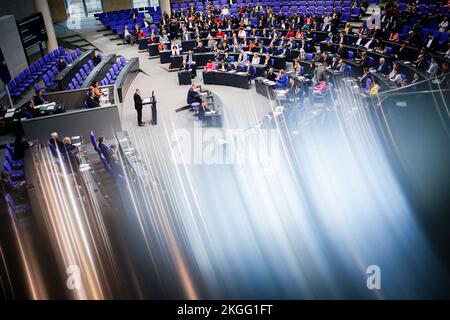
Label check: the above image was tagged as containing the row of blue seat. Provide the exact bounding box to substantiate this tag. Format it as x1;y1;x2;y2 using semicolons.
67;56;100;91
90;131;112;172
100;56;127;86
7;47;67;99
2;146;29;217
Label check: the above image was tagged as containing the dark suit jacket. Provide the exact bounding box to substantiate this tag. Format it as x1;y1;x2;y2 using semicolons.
266;72;276;81
185;54;196;64
376;63;389;75
99;142;112;163
187;88;201;104
134;93;143;110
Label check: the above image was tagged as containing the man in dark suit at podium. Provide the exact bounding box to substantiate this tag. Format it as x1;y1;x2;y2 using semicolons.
134;88;145;126
187;83;202;105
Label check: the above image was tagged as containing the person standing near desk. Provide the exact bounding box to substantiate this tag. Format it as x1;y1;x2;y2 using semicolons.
134;88;145;126
187;83;202;105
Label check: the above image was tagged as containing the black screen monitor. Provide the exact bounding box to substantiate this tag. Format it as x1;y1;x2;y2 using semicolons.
16;13;48;51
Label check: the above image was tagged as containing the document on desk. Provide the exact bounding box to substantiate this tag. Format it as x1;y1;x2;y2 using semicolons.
39;102;56;111
79;164;91;173
5;109;15;118
142;97;152;104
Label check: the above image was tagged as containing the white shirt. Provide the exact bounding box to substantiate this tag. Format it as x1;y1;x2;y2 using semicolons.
238;30;246;38
251;56;260;64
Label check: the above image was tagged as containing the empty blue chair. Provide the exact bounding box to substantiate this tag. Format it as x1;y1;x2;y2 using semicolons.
90;131;101;153
49;51;56;62
65;54;73;64
88;60;94;69
71;78;80;89
112;64;120;75
348;51;355;59
109;70;117;80
75;73;83;84
47;71;56;82
3;161;25;181
68;83;75;90
84;64;91;74
19;72;33;87
79;69;87;80
75;48;82;56
34;83;42;92
71;52;77;61
5;150;24;169
5;193;29;216
7;80;25;97
6;143;15;156
24;68;38;81
59;47;65;56
39;58;49;72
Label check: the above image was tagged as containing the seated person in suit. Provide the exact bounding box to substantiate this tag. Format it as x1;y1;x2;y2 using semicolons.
266;67;276;81
33;90;48;106
354;34;365;46
426;57;439;76
229;61;239;71
335;43;346;58
413;52;428;69
244;61;255;82
97;136;113;163
370;57;389;75
305;62;318;78
251;53;261;65
263;53;271;68
63;136;78;152
395;42;408;60
276;69;288;89
358;68;373;93
26;100;42;118
187;83;203;105
57;57;67;73
0;170;26;200
185;50;196;66
237;49;248;63
204;60;216;71
330;56;339;70
333;59;351;75
92;51;102;66
288;77;303;99
218;60;228;72
49;132;65;153
86;87;100;108
363;36;377;50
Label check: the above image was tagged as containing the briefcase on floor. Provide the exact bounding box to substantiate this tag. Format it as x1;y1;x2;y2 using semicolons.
178;71;192;85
